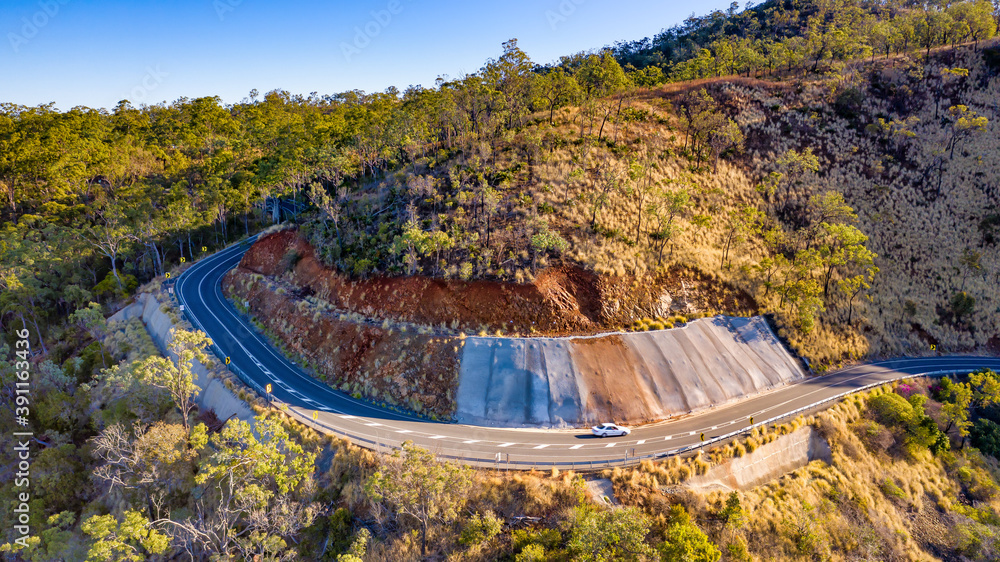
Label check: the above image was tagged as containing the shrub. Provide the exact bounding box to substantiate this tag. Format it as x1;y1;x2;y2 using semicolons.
970;418;1000;459
868;393;914;428
880;479;906;501
725;536;752;562
512;528;562;552
459;511;502;546
515;543;546;562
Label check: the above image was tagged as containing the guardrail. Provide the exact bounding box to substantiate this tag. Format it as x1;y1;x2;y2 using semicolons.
174;240;989;471
258;368;975;473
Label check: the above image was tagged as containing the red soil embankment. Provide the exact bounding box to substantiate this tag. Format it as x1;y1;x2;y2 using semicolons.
241;229;609;335
222;268;461;419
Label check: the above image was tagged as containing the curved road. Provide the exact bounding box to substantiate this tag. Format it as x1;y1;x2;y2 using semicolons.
178;236;1000;469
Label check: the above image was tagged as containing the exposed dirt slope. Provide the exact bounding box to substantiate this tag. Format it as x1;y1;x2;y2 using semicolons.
227;231;785;424
223;267;462;419
240;230;755;336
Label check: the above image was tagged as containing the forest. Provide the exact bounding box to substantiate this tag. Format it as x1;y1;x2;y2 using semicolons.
2;0;1000;559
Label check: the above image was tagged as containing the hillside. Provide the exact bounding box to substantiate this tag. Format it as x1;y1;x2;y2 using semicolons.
223;229;801;423
287;44;1000;371
3;0;1000;560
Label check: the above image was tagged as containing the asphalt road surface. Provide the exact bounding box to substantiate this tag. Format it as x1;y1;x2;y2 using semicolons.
177;236;1000;469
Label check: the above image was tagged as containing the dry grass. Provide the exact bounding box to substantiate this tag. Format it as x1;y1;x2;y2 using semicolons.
601;381;1000;560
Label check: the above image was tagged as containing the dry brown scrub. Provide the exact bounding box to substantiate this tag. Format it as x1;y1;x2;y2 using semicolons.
511;46;999;365
737;47;1000;359
605;382;1000;560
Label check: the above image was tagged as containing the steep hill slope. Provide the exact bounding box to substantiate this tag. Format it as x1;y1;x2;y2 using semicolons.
297;43;1000;370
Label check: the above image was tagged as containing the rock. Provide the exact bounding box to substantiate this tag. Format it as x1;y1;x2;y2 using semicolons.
653;291;673;317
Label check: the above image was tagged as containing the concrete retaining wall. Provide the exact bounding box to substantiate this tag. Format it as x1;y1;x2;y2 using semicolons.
456;316;806;428
684;427;832;491
109;294;254;423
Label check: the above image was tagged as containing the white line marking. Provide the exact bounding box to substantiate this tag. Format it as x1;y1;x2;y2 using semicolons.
429;435;445;440
605;443;616;448
664;436;671;441
498;443;515;448
689;431;696;436
533;444;549;449
636;440;646;445
711;426;717;430
365;422;383;427
462;440;479;444
339;415;356;420
569;444;584;450
395;430;412;434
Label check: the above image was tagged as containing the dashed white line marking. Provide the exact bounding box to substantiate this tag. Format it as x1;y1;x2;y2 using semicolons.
636;440;646;445
664;436;671;441
711;426;717;430
689;431;696;436
340;415;357;419
533;444;549;449
605;443;616;448
569;444;584;450
498;443;515;448
463;440;480;444
429;435;446;440
395;430;412;434
365;422;383;427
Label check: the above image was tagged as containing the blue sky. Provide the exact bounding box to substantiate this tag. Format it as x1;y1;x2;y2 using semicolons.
1;0;734;110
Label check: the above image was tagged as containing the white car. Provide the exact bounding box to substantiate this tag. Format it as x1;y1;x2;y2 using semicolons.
591;423;631;438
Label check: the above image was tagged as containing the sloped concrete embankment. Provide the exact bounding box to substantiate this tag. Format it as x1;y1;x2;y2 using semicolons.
109;294;255;422
683;427;832;491
455;316;805;428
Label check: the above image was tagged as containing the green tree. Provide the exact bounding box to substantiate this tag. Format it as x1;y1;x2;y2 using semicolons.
0;511;85;561
81;510;169;562
132;328;211;434
940;378;974;438
970;418;1000;457
646;185;692;266
838;266;878;325
951;0;998;50
707;118;744;174
173;416;318;560
567;506;656;562
718;492;745;530
92;422;198;520
951;291;976;324
70;302;109;368
969;369;1000;411
575;51;631;140
365;441;473;557
533;67;581;125
657;504;721;562
721;205;764;269
958;247;982;290
946;105;988;160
